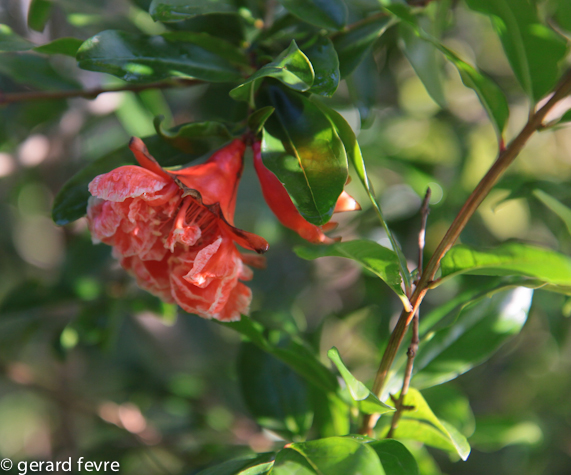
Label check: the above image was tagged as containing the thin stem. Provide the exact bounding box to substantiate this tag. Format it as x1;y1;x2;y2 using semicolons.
417;188;432;275
0;78;203;105
360;69;571;435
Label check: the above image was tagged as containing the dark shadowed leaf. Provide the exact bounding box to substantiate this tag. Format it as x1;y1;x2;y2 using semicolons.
366;439;419;475
333;15;392;78
230;41;313;103
464;0;568;101
257;83;348;226
153;116;232;154
295;240;410;311
77;30;244;83
27;0;53;32
149;0;236;22
469;416;543;451
277;0;347;30
0;24;34;52
327;347;395;415
534;189;571;237
289;437;385;475
0;54;81;90
248;107;275;135
301;35;340;97
34;37;84;57
238;342;313;440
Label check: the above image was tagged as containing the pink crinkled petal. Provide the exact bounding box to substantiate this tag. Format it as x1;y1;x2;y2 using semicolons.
215;283;252;322
165;225;202;252
121;255;174;303
89;165;172;202
87;197;122;242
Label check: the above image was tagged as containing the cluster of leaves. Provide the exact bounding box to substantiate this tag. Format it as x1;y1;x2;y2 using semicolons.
2;0;571;474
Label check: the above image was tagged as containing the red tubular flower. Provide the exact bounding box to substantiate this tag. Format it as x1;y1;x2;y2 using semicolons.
252;141;360;244
87;138;268;322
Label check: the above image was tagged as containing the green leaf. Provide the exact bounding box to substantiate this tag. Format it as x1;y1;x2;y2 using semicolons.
0;24;34;52
310;388;351;438
197;453;276;475
34;37;84;57
27;0;53;32
309;103;413;296
470;416;543;451
149;0;236;22
411;287;533;389
258;83;348;226
248;107;275;135
327;347;395;416
295;240;411;312
238;342;313;440
230;41;314;103
376;388;471;461
77;30;244;83
421;385;475;438
301;35;340;97
440;242;571;286
333;15;392;78
153;116;232;154
0;54;81;90
553;0;571;32
464;0;568;101
289;437;386;475
271;449;317;475
533;189;571;237
366;439;419;475
277;0;348;31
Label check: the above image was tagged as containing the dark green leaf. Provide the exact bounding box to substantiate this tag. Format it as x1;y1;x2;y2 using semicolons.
271;449;317;475
149;0;236;22
289;437;385;475
553;0;571;32
27;0;53;32
333;15;392;78
258;83;348;226
533;189;571;236
0;24;34;52
366;439;419;475
301;35;340;97
310;388;351;438
422;385;475;438
440;242;571;286
0;54;81;90
197;453;275;475
464;0;568;101
376;388;470;460
34;37;84;57
311;103;412;294
77;30;244;83
277;0;348;31
0;281;74;316
295;240;411;311
238;342;313;440
469;416;543;451
248;107;275;135
153;116;232;154
327;347;395;415
230;41;314;103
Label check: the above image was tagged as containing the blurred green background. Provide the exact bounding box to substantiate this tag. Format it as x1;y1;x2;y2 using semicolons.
0;0;571;473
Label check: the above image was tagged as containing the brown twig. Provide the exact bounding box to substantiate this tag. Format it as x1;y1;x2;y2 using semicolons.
417;188;431;275
360;69;571;435
0;78;203;105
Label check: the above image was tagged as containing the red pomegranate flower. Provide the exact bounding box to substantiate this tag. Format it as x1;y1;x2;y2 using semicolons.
87;138;268;322
252;141;360;244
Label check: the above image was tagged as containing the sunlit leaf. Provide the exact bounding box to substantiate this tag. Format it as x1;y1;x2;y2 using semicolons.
277;0;348;31
271;449;317;475
197;453;276;475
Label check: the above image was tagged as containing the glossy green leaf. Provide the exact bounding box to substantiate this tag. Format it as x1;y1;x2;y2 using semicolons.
27;0;53;32
310;388;351;438
295;240;411;312
197;453;275;475
77;30;244;83
230;41;314;103
51;136;192;226
464;0;568;101
34;37;84;57
366;439;419;475
248;107;275;135
153;116;232;154
333;15;392;78
534;189;571;236
301;36;340;97
238;342;313;440
0;24;34;52
327;347;395;415
258;83;348;226
377;388;471;460
277;0;347;31
271;449;317;475
440;242;571;286
0;54;81;90
149;0;236;22
312;103;412;295
411;287;533;389
289;437;386;475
